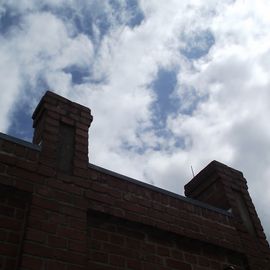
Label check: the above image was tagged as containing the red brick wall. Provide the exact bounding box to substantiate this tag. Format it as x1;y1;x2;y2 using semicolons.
0;91;269;270
185;161;270;269
88;210;247;270
0;187;30;270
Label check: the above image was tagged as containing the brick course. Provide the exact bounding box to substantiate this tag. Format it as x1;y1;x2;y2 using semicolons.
0;91;269;270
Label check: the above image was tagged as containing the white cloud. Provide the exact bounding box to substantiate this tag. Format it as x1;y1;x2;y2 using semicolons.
0;45;21;131
166;0;270;239
0;9;94;111
0;0;270;241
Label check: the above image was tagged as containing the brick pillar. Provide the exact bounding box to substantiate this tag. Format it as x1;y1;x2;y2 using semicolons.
32;91;93;176
184;160;270;269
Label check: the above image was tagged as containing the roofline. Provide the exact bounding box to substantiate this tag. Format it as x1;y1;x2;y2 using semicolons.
0;132;40;151
0;132;233;217
88;163;233;217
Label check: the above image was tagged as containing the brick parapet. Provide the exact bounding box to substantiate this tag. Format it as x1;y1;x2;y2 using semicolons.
0;133;243;255
185;160;270;269
0;91;269;270
86;165;243;253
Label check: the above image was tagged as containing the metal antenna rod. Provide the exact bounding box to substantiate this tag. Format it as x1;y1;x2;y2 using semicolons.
191;165;195;177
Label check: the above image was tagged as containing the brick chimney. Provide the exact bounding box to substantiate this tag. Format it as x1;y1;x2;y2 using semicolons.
184;160;270;268
32;91;93;176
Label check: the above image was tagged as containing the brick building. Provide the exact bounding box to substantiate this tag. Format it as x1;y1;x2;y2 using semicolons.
0;91;269;270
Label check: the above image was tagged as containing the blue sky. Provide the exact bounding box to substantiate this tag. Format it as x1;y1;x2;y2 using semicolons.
0;1;270;240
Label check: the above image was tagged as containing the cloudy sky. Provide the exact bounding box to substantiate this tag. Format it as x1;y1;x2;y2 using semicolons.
0;0;269;240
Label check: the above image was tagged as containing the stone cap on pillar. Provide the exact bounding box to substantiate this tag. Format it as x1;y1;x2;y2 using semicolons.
32;91;93;175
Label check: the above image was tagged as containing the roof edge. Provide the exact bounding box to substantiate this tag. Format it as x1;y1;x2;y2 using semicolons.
88;163;233;217
0;132;40;151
